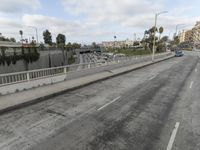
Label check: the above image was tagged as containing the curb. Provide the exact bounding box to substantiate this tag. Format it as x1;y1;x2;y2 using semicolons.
0;55;174;115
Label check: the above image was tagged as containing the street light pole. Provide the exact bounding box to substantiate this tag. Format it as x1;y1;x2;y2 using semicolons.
152;11;168;62
35;27;38;43
152;13;157;62
174;24;185;38
27;26;39;43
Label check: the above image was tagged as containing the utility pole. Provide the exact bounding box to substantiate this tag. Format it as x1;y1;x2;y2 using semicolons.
152;11;168;61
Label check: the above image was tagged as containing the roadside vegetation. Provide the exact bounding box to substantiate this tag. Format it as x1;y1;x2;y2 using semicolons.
105;48;151;56
43;30;81;66
68;56;76;65
105;26;169;56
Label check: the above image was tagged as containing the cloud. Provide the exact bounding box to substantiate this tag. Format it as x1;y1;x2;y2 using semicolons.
22;14;83;35
0;0;41;13
0;0;199;43
0;17;21;28
61;0;164;27
61;0;199;33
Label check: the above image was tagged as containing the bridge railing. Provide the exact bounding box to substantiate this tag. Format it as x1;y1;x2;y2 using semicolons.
0;52;171;86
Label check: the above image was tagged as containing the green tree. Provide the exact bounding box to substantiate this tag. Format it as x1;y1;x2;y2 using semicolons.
92;42;100;48
56;34;66;49
72;43;81;49
56;34;66;65
156;36;169;52
174;36;180;45
159;26;164;40
66;42;72;51
160;36;168;43
142;26;158;51
43;30;52;45
19;30;23;44
149;26;158;35
10;37;16;42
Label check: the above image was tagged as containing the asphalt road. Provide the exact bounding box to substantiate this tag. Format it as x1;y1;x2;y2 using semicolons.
0;51;199;150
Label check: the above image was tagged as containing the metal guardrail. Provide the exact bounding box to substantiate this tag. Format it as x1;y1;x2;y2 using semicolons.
0;52;171;86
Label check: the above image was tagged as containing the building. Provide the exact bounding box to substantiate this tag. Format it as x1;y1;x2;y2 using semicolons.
179;29;194;43
178;21;200;49
185;30;193;42
179;30;186;43
125;39;134;47
102;39;134;48
192;21;200;43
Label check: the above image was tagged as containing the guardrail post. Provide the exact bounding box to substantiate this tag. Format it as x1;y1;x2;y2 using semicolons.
64;67;67;80
64;67;67;74
27;72;30;81
88;63;91;69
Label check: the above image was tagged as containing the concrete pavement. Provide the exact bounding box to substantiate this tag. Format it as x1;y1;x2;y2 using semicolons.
0;51;200;150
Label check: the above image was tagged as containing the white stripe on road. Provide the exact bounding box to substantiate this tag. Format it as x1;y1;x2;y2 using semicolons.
166;122;180;150
149;75;157;80
97;96;121;111
195;68;198;73
190;81;194;89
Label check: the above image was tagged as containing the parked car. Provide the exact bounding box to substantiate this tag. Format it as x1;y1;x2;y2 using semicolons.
175;50;184;57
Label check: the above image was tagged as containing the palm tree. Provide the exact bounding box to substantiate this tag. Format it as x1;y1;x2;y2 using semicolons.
114;35;117;48
19;30;23;44
159;27;164;40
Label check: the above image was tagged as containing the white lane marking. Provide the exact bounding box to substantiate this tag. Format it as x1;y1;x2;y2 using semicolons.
190;81;194;89
195;68;198;73
149;75;157;80
166;122;180;150
97;96;121;111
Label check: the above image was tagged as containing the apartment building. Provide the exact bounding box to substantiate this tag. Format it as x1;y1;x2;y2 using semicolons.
179;30;186;43
193;21;200;43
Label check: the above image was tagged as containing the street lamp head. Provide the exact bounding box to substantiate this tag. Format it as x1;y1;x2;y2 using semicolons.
157;11;168;15
176;24;185;28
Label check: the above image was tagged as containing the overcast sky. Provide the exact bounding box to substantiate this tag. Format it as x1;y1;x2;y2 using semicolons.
0;0;199;44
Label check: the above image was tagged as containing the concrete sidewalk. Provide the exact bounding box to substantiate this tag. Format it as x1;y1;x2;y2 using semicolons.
0;55;174;114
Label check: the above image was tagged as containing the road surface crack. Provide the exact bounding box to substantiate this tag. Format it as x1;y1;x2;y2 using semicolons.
46;109;66;117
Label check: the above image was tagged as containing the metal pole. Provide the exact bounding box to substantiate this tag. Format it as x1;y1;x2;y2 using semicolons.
152;11;168;61
26;26;39;43
152;14;157;62
35;27;39;43
175;25;178;37
174;24;185;38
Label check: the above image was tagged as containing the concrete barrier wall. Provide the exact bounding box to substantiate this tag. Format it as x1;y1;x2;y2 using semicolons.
0;50;73;74
0;53;172;95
